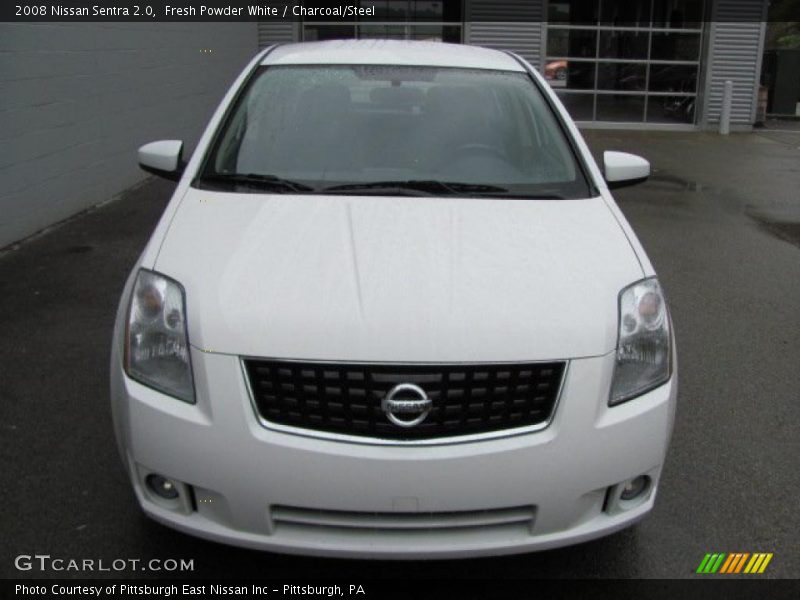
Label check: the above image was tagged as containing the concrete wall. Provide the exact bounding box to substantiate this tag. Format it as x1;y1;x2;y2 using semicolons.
0;23;258;248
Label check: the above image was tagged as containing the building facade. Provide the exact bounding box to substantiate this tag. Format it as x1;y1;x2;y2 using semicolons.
0;4;769;249
0;23;258;248
259;0;768;131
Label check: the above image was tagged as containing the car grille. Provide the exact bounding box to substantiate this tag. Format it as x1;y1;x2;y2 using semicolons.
243;359;566;441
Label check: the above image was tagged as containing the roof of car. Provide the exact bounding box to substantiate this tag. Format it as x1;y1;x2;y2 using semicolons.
261;40;527;72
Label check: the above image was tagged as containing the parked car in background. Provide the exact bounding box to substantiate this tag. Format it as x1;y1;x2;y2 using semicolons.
545;59;568;81
111;40;676;558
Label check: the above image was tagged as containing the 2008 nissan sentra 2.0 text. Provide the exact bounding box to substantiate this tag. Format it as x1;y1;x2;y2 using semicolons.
110;40;677;559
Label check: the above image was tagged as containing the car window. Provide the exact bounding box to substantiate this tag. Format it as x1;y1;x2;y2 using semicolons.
199;65;591;199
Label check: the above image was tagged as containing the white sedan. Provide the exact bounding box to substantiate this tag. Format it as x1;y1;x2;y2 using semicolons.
111;40;676;558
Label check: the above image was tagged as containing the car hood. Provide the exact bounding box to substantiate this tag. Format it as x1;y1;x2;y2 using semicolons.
155;190;643;362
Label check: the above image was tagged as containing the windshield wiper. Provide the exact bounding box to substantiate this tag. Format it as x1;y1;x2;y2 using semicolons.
200;173;316;193
323;180;510;196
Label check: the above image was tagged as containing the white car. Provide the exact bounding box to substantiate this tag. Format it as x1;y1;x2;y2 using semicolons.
111;40;676;559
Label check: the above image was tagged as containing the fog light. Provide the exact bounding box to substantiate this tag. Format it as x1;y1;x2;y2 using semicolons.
146;474;180;500
620;475;650;501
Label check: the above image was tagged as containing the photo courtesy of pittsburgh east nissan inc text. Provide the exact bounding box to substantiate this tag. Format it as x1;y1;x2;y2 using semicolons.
1;0;799;599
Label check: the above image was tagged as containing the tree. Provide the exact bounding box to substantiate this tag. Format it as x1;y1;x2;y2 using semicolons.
766;0;800;49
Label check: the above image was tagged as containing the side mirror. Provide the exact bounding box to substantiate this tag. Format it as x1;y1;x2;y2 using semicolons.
603;151;650;190
138;140;185;181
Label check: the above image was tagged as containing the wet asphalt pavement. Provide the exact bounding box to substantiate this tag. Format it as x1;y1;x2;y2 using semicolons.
1;129;798;579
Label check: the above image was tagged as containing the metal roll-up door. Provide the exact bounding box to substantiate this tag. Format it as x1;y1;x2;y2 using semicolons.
257;22;297;47
257;2;298;48
703;0;768;128
464;0;545;69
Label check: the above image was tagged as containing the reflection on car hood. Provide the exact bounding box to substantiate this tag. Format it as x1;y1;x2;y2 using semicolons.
155;190;643;362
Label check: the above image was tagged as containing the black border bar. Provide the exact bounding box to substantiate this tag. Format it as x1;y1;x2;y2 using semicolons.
2;0;790;23
5;579;800;600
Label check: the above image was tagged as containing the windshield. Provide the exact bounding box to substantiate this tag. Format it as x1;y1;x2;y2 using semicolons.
197;65;591;199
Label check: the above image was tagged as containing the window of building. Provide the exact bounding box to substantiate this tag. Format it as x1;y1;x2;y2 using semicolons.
546;0;706;124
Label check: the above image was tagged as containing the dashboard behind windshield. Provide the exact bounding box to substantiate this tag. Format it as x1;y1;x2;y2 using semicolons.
197;64;592;199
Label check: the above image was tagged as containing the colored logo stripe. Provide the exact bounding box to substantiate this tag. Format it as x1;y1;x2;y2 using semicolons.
720;553;749;573
697;553;726;573
697;553;773;574
744;553;773;574
719;554;736;573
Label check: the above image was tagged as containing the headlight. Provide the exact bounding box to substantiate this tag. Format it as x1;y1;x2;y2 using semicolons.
609;278;671;406
124;269;194;403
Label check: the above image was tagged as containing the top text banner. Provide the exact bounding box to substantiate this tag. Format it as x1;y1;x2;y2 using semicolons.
6;2;388;22
3;0;779;23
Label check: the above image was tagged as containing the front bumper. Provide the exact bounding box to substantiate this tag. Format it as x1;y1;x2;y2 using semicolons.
110;348;677;559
